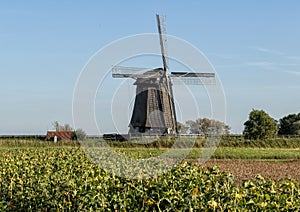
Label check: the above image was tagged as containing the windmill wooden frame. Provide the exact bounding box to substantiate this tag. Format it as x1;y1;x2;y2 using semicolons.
112;14;215;136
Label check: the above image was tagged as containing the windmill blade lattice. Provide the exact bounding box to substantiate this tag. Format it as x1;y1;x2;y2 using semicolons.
156;14;169;72
110;14;216;136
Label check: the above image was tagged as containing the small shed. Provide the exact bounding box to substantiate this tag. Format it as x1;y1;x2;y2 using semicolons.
46;131;76;141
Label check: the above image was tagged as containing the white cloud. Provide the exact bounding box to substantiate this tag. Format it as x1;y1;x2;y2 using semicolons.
286;56;300;61
285;70;300;76
207;53;236;60
254;47;285;55
247;61;300;69
246;61;276;69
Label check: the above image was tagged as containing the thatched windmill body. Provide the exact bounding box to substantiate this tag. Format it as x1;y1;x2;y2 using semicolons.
112;14;215;136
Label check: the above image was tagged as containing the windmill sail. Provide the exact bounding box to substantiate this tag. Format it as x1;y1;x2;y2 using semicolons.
156;14;169;72
111;14;216;136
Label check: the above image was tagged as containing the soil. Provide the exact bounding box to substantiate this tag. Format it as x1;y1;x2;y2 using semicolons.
202;160;300;184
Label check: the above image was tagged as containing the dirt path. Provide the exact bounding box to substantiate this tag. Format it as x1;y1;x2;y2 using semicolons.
202;160;300;184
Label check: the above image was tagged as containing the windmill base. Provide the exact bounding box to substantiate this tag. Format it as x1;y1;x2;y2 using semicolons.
129;126;176;136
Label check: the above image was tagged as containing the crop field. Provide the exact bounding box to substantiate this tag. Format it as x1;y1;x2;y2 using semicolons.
0;141;299;211
113;147;300;161
204;160;300;184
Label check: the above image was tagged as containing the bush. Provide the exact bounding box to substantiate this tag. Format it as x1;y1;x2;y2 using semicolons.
75;128;87;141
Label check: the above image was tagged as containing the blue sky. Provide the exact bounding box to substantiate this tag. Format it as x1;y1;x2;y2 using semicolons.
0;1;300;134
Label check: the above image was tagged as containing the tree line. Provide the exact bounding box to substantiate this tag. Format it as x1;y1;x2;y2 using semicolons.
243;110;300;139
52;110;299;140
178;110;300;140
177;118;230;136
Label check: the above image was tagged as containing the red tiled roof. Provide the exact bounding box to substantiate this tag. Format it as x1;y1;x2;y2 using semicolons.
46;131;75;141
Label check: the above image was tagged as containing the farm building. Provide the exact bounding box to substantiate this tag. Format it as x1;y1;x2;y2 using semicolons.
46;131;76;141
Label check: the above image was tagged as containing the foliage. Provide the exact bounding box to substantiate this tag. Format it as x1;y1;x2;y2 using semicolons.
279;113;300;135
220;136;300;148
179;118;230;135
52;121;73;131
115;147;300;161
75;128;87;141
0;147;299;211
243;109;278;140
177;122;188;134
2;136;300;150
0;139;80;148
105;135;300;149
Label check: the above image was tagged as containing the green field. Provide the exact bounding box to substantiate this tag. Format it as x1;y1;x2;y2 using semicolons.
0;139;299;210
2;138;299;160
113;147;300;161
111;136;300;161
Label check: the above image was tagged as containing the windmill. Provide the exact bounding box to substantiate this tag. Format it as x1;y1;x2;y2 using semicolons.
112;14;215;136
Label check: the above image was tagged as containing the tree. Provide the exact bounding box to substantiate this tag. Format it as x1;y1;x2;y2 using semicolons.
75;128;87;141
177;122;188;134
243;109;278;139
185;120;199;134
52;121;73;131
63;124;73;131
278;113;300;135
291;120;300;135
182;118;230;135
53;121;61;131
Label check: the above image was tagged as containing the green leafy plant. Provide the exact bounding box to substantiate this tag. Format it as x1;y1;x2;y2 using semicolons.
0;147;299;210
